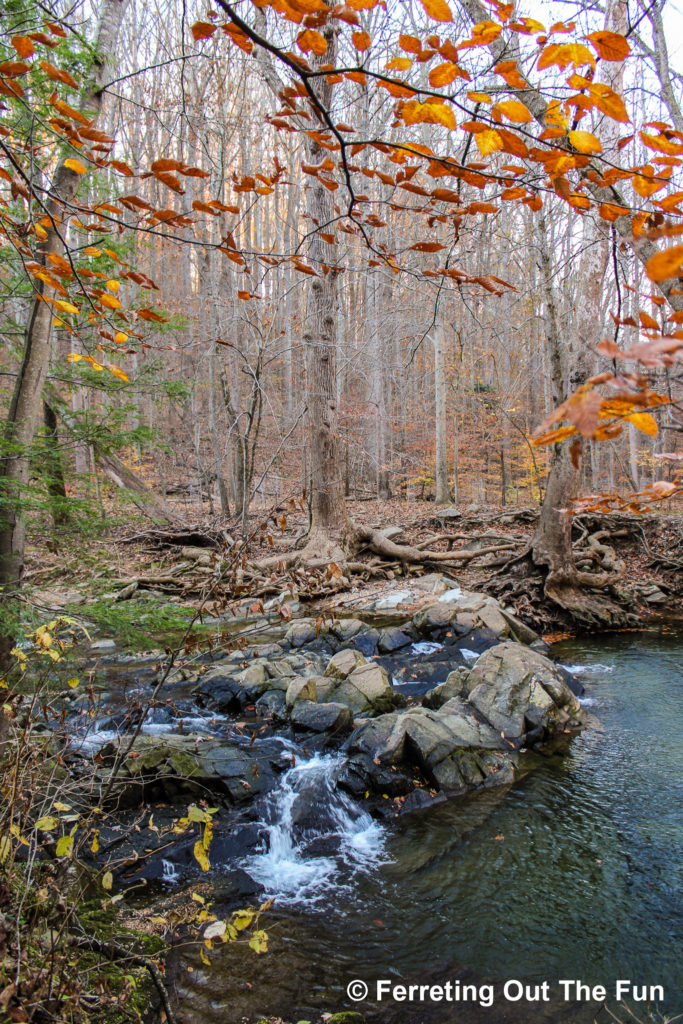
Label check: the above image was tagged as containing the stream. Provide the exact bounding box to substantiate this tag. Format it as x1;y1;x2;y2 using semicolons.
166;626;682;1023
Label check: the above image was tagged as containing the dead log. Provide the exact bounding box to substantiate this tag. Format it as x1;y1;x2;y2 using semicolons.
95;452;183;525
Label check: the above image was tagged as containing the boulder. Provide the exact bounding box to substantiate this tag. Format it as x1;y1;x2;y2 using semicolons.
324;648;366;680
290;701;353;733
97;734;270;806
412;603;456;633
424;667;470;709
465;641;585;740
329;618;365;641
285;676;317;708
329;661;400;715
240;663;269;696
285;619;317;647
255;690;287;720
377;626;413;653
476;602;510;638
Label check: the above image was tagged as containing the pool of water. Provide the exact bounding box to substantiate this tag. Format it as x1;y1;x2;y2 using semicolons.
173;626;683;1023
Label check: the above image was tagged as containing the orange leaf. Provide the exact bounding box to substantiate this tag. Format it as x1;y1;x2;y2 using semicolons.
429;62;464;88
624;412;657;436
402;99;456;129
586;30;630;61
493;99;532;123
646;244;683;282
421;0;452;21
191;21;216;40
11;35;34;58
64;158;87;174
568;130;601;154
297;28;328;56
352;30;371;51
40;60;78;88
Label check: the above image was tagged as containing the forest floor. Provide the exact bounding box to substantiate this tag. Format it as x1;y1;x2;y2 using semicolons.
21;497;683;640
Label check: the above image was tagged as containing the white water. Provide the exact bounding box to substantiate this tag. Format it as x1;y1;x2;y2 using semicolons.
560;663;615;675
410;641;443;655
242;754;386;904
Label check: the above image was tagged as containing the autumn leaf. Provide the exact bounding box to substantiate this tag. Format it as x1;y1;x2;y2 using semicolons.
568;130;601;154
474;128;503;156
587;30;630;61
194;840;210;871
493;99;532;123
40;61;78;88
421;0;453;22
625;411;658;436
297;29;328;56
352;30;371;51
191;21;216;40
429;62;464;88
646;244;683;282
11;35;34;58
402;99;456;129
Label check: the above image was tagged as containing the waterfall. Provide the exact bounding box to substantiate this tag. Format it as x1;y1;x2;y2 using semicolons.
242;754;386;904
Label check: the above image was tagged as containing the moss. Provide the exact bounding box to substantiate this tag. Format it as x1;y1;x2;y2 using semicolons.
326;1014;367;1024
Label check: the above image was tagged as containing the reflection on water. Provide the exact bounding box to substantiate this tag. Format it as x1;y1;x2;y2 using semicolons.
174;627;683;1023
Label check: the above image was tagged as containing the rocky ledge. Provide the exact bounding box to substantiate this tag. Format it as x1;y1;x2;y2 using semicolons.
76;575;586;816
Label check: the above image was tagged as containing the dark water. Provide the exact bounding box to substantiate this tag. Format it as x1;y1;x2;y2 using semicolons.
174;627;682;1023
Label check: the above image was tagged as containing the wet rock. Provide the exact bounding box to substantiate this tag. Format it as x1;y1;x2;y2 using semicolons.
240;663;269;696
401;787;447;814
424;667;470;709
290;700;353;734
96;734;272;806
286;676;317;708
194;669;243;713
89;639;117;653
329;618;365;641
350;629;379;657
465;641;585;740
377;627;413;653
255;690;287;720
476;602;510;638
285;619;318;647
328;662;402;716
498;608;539;645
412;603;457;633
325;648;366;680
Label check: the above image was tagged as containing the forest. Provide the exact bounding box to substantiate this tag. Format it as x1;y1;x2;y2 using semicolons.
0;0;682;1022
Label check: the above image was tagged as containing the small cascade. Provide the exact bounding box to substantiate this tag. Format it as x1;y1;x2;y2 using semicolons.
242;754;385;904
161;858;179;884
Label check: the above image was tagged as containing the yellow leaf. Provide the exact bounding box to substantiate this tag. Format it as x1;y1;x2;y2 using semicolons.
100;293;122;310
625;412;658;436
568;130;602;154
64;158;87;175
249;929;268;954
421;0;453;22
194;840;210;872
200;947;211;966
106;280;120;292
35;816;58;831
67;677;79;688
402;99;456;129
646;244;683;282
84;247;101;256
108;364;129;382
102;870;113;890
35;224;48;240
233;909;254;931
90;830;100;853
429;62;463;88
467;91;493;104
56;835;74;858
55;300;79;314
494;99;532;123
474;128;504;156
114;331;128;344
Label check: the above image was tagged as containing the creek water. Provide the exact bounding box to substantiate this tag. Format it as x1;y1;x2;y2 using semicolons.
171;625;682;1023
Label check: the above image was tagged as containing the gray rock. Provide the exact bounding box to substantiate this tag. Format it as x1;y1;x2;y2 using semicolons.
329;618;365;641
377;627;413;653
424;667;470;709
465;641;585;740
290;700;353;733
255;690;287;720
324;648;366;680
285;619;317;647
89;639;117;653
330;661;399;715
412;603;456;632
240;663;269;697
285;676;317;708
476;602;510;638
265;660;296;680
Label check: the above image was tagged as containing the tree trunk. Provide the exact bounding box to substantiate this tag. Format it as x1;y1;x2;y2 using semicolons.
433;320;450;505
41;401;69;528
0;0;128;668
300;16;351;555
